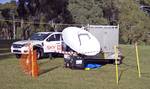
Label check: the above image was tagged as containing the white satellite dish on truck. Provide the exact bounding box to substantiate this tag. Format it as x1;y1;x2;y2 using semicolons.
62;25;123;69
62;27;100;56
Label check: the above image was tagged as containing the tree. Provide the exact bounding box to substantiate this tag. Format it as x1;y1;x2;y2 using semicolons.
138;0;150;5
117;0;150;44
0;2;16;40
16;0;73;38
68;0;108;25
100;0;119;25
17;0;73;23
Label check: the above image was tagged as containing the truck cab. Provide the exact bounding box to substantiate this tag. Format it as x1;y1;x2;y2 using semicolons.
11;32;63;59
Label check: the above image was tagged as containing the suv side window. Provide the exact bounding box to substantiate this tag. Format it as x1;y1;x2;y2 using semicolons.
55;34;61;41
46;34;61;41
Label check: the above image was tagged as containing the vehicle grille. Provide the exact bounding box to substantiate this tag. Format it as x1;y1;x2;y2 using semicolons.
13;50;21;52
13;44;24;48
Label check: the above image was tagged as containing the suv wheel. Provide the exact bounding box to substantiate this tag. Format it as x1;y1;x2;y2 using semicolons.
36;48;43;59
15;54;21;59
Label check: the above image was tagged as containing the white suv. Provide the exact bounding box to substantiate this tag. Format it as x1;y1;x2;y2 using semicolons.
11;32;63;59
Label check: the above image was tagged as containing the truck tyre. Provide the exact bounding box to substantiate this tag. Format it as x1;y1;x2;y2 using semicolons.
68;56;74;69
113;59;122;65
15;54;21;59
64;62;70;68
49;53;53;60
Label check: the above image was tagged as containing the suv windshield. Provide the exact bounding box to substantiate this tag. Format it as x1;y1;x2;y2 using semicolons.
30;33;51;41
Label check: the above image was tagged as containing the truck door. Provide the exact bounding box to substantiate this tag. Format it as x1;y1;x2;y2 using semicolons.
44;34;62;53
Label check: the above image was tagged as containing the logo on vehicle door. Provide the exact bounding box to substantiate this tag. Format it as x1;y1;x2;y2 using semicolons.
47;44;62;51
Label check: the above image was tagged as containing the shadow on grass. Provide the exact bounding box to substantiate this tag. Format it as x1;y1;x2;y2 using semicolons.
38;60;51;66
118;63;138;83
39;65;60;76
118;68;129;82
85;58;110;65
141;72;150;79
0;54;15;61
122;63;136;68
0;50;10;53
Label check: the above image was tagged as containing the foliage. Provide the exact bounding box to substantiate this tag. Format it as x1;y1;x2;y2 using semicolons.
68;0;108;24
138;0;150;5
17;0;73;23
117;0;150;44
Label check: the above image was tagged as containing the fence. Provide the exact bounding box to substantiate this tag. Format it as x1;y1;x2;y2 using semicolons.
0;19;83;40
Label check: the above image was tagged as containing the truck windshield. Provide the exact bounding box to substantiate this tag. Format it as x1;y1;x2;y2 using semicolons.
30;33;50;41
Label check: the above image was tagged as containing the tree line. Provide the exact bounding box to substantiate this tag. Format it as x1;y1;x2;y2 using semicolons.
0;0;150;44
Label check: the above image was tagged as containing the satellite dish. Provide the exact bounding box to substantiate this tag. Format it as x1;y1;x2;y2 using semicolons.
62;27;100;56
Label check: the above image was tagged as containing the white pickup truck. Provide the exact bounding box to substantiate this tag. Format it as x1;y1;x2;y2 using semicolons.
11;32;63;59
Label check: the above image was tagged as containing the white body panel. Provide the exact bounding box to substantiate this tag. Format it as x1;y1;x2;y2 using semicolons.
86;25;119;53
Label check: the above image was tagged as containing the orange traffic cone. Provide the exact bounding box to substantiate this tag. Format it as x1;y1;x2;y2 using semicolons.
19;45;39;78
20;47;32;75
26;50;32;75
31;50;39;78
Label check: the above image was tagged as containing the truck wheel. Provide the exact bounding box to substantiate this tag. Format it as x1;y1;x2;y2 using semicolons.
69;56;74;69
113;59;122;65
64;62;70;68
15;54;21;59
49;53;53;60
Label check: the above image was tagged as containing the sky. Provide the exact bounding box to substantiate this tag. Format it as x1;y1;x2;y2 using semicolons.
0;0;11;4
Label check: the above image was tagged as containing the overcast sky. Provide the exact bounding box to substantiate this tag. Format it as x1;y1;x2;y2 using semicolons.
0;0;11;4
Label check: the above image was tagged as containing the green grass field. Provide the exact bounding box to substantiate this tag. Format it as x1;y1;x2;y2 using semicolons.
0;45;150;89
